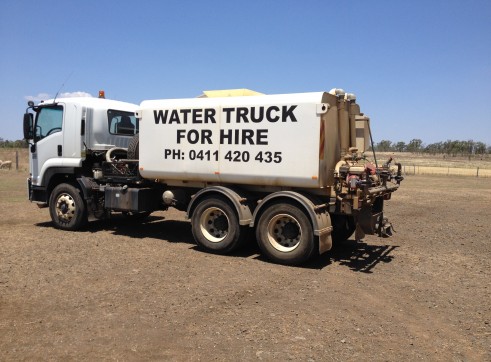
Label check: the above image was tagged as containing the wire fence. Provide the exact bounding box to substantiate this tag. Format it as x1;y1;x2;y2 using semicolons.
402;165;491;178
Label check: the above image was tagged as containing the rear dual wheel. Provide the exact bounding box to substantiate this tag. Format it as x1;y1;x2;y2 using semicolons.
192;197;317;265
191;197;247;254
255;202;315;265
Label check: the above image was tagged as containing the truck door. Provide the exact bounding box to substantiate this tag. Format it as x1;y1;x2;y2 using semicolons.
30;104;64;186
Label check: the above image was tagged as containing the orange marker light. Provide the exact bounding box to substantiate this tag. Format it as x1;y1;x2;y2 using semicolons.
98;90;105;99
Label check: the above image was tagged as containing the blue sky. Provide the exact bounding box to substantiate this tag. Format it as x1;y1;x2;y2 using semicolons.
1;0;490;145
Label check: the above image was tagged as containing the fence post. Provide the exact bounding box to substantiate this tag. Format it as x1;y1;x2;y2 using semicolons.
15;151;19;171
477;167;479;178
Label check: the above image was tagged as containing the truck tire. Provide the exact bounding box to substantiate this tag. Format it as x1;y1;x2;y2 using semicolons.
191;196;246;254
256;202;315;265
331;215;356;243
127;133;139;159
49;183;88;231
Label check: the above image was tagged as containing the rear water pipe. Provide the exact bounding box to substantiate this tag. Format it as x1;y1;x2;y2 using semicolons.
367;121;379;170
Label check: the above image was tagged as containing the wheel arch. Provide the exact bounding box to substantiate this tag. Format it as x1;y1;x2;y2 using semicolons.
43;167;78;204
252;191;333;254
186;186;253;226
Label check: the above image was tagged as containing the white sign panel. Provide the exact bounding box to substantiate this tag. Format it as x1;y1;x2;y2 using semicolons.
138;94;322;188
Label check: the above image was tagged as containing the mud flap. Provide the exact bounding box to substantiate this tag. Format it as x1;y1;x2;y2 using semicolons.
318;227;333;254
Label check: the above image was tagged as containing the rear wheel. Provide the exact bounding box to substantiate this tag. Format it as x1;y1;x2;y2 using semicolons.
191;196;246;254
256;202;315;265
331;215;356;243
49;183;88;231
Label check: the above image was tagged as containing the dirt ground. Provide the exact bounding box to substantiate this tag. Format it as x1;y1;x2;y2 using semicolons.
1;170;490;361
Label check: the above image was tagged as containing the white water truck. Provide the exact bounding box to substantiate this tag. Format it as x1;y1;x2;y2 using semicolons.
23;88;402;265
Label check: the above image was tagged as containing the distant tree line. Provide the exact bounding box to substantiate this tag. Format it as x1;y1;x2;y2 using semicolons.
0;138;29;148
372;139;490;156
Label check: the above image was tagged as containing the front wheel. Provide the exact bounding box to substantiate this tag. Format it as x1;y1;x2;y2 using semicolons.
49;183;88;231
191;196;246;254
255;202;315;265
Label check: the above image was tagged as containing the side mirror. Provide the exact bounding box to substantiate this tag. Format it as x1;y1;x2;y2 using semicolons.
23;113;34;140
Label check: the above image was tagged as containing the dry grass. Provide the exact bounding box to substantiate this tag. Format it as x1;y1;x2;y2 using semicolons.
377;151;491;169
401;165;491;177
375;152;491;178
0;148;29;172
0;172;26;203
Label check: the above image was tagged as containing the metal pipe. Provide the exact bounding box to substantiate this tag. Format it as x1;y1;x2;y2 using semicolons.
367;121;379;169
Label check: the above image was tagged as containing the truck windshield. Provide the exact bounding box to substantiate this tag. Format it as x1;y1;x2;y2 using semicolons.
35;106;63;141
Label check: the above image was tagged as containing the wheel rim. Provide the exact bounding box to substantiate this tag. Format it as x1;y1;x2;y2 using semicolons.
55;193;76;223
199;207;229;243
266;213;302;252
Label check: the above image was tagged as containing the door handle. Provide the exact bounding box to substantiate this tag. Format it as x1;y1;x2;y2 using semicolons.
58;145;62;156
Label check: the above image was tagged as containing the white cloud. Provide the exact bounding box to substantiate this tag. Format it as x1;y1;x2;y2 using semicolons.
59;91;93;98
24;93;51;102
24;91;93;102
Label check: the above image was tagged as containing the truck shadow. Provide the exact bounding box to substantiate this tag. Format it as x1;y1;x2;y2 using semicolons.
36;217;398;272
86;215;197;245
35;215;195;245
307;240;399;272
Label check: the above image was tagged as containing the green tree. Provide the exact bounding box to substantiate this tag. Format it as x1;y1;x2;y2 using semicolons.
475;142;486;155
394;141;406;152
376;140;392;152
425;142;443;155
13;139;28;148
406;139;423;153
0;138;29;148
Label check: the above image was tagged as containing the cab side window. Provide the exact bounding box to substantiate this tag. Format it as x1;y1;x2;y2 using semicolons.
108;110;138;136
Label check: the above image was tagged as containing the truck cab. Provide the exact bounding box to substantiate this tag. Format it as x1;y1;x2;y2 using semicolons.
24;96;138;206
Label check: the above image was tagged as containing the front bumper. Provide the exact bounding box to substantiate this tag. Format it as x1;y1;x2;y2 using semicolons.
27;177;48;204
